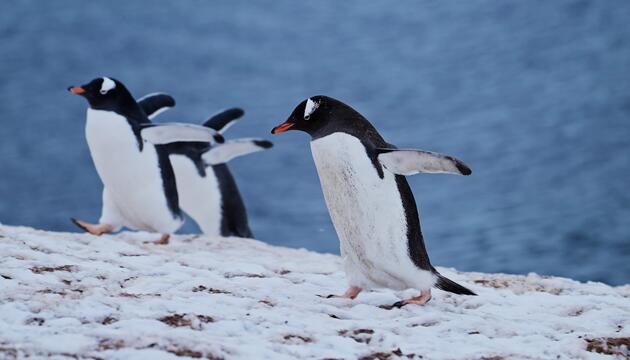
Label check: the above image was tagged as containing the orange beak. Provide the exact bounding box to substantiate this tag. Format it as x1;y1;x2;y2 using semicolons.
69;86;85;94
271;121;294;134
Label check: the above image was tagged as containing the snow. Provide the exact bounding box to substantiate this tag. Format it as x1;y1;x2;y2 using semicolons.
0;224;628;360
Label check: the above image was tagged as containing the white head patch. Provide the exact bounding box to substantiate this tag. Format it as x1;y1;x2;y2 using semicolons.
304;98;319;120
100;77;116;94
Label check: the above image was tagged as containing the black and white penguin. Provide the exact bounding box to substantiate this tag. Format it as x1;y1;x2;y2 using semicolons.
137;96;273;237
272;96;476;308
68;77;221;244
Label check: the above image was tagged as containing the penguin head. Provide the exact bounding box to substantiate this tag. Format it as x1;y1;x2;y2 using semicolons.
271;96;332;136
68;77;135;113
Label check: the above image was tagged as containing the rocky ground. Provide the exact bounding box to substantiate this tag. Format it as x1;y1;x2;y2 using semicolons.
0;225;628;359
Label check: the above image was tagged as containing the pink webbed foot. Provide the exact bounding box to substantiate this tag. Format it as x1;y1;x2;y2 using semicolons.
380;289;432;310
145;234;170;245
319;286;363;300
71;218;114;236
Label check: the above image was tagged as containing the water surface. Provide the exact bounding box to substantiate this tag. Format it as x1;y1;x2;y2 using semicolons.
1;1;628;284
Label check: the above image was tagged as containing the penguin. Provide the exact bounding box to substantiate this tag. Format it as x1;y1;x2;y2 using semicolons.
136;96;273;237
68;77;222;244
272;96;476;308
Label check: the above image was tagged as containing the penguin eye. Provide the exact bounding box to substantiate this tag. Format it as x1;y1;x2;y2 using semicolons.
304;98;319;120
100;89;108;95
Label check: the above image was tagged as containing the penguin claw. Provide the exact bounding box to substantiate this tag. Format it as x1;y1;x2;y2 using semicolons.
380;290;432;309
379;301;407;310
316;294;336;299
70;218;88;232
392;301;407;308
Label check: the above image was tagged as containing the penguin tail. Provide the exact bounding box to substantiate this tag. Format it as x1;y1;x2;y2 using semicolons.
434;272;476;295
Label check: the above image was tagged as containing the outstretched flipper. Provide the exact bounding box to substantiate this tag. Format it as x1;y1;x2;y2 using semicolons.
376;148;472;176
203;108;245;133
202;138;273;165
138;93;176;120
140;123;224;145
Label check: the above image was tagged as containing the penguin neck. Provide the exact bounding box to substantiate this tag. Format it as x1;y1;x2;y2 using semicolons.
311;115;387;148
90;88;150;125
116;97;150;125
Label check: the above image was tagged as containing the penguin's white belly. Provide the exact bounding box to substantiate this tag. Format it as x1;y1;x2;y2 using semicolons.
310;132;434;290
170;154;222;235
85;109;181;233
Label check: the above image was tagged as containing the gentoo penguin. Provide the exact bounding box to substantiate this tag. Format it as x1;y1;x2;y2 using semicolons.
272;96;476;308
67;77;222;244
136;96;273;237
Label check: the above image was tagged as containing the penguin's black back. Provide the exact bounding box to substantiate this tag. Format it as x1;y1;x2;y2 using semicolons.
163;142;253;238
154;145;182;219
120;100;182;221
394;175;432;271
130;108;181;220
213;163;253;238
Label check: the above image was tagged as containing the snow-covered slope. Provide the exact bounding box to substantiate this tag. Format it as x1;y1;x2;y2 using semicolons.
0;225;628;360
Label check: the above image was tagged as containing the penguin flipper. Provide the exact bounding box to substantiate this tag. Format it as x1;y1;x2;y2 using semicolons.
140;123;224;145
202;138;273;165
203;108;245;132
137;93;176;120
376;148;472;176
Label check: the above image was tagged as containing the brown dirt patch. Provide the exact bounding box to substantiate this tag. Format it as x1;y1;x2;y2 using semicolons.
359;348;419;360
339;328;374;344
30;265;76;274
585;337;630;356
192;285;231;294
473;278;563;295
158;314;214;329
224;272;265;279
101;316;118;325
283;334;312;343
165;346;223;359
25;317;45;326
258;299;275;307
98;339;125;351
36;289;67;296
118;293;140;298
167;348;203;358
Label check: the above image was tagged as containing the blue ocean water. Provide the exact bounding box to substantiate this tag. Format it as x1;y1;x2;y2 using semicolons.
1;1;628;285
